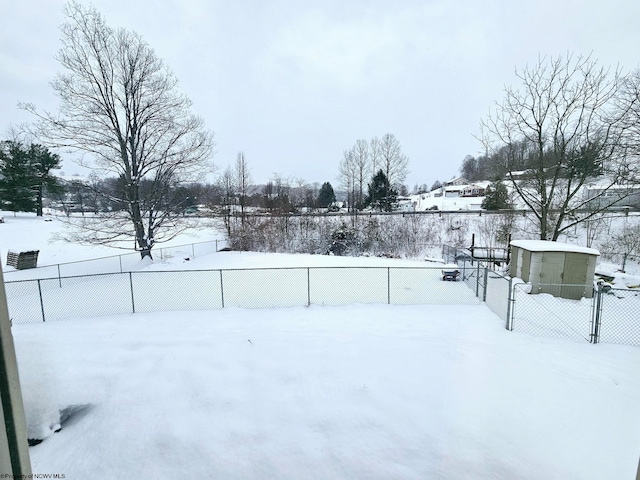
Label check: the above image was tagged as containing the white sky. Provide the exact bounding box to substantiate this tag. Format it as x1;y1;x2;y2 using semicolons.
2;0;640;188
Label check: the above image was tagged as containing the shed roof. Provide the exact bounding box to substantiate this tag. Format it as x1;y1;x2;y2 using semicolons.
510;240;600;256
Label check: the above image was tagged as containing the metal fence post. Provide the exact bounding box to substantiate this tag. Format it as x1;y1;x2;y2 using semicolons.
119;255;123;273
307;268;311;306
192;243;195;258
592;283;603;344
37;280;45;323
475;262;480;297
482;266;489;302
219;270;225;308
129;272;136;314
387;267;391;304
57;265;62;288
506;278;514;331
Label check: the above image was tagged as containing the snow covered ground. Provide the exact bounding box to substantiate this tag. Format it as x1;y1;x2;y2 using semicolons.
2;212;640;479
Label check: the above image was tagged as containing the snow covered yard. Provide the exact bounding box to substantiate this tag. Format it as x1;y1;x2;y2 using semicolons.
2;211;640;478
12;304;640;480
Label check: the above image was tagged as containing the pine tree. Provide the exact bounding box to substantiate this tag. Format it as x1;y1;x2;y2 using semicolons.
0;141;37;213
317;182;336;208
29;144;63;216
0;141;63;215
481;180;510;210
365;170;397;212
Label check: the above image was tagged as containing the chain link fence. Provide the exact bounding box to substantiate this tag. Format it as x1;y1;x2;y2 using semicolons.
484;270;511;322
596;287;640;346
4;265;480;325
507;283;640;347
443;244;511;322
509;283;596;343
2;239;225;281
7;244;640;347
443;244;640;347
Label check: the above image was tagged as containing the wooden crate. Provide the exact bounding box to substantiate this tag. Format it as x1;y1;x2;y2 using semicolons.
6;251;39;270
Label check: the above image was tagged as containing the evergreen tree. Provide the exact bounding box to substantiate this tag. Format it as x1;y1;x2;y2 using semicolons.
317;181;336;208
481;180;510;210
0;142;36;213
365;170;397;212
29;144;63;216
0;141;63;215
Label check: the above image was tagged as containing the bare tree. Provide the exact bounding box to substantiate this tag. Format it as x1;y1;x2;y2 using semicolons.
370;136;381;177
234;152;252;223
338;148;357;212
599;218;640;271
352;140;370;209
217;166;236;238
481;54;636;241
378;133;409;189
617;68;640;179
21;2;214;258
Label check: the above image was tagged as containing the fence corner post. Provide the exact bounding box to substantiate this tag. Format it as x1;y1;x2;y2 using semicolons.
482;266;489;302
592;282;603;344
506;277;514;331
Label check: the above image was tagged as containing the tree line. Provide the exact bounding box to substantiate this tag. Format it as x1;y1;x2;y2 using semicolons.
453;54;640;241
7;2;414;258
338;134;409;211
10;1;640;258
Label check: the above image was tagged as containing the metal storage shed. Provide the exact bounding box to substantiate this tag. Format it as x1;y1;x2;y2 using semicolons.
509;240;600;300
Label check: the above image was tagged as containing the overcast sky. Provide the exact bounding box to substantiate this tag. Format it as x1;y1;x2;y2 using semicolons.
2;0;640;189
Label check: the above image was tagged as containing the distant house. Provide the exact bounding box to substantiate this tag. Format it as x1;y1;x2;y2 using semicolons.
444;185;464;197
395;196;415;212
582;183;640;210
460;184;486;197
444;177;468;187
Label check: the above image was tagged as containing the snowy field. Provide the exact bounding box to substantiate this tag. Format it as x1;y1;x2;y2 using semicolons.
2;212;640;479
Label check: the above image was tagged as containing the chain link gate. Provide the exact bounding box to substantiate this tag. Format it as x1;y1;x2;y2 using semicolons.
509;283;598;343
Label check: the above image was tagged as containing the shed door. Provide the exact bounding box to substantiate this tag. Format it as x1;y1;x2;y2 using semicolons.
538;252;564;296
563;253;589;284
562;253;591;299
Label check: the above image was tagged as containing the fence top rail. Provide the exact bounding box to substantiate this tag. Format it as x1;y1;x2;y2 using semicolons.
486;271;510;280
128;265;461;273
3;270;134;284
513;282;598;288
3;264;461;284
600;286;640;293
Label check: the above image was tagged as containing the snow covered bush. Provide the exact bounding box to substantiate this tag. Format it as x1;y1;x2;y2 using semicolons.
221;212;537;258
598;219;640;271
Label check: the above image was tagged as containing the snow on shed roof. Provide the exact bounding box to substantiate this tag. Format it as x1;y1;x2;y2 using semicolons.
510;240;600;256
